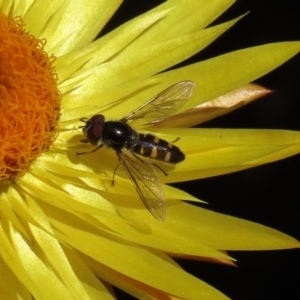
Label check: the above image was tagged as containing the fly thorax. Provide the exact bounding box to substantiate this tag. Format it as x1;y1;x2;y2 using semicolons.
102;121;135;150
127;128;139;146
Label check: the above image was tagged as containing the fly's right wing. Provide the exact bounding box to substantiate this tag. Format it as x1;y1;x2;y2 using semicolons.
122;80;195;123
117;152;166;221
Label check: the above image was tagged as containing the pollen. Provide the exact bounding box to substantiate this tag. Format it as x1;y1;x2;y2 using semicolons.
0;13;60;182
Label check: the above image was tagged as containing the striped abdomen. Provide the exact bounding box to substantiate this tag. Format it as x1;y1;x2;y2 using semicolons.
133;134;185;164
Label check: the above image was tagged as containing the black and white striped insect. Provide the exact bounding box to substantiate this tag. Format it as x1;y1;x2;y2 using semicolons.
77;81;195;221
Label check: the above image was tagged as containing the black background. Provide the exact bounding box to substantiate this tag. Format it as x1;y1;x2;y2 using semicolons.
101;1;300;299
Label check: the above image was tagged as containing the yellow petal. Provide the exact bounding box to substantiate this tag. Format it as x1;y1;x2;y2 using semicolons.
142;0;235;42
24;0;122;55
57;2;239;111
97;199;299;254
18;172;116;216
44;204;229;300
1;0;33;17
84;17;242;87
88;202;229;260
56;7;172;86
166;201;300;250
144;128;300;182
23;1;67;37
82;253;229;300
0;221;72;300
0;255;31;300
0;192;31;240
60;246;116;299
29;223;114;299
152;42;300;112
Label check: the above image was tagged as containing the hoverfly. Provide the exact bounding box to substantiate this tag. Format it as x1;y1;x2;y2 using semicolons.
77;81;195;221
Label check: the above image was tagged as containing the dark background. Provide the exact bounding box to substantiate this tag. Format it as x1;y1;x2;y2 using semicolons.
101;1;300;299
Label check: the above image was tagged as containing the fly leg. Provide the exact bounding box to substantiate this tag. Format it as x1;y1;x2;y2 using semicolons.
76;144;104;155
112;163;120;186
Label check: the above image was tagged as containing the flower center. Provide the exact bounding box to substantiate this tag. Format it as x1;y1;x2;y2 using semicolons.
0;13;60;182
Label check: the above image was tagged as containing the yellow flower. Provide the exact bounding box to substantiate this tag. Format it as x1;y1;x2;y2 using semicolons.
0;1;299;299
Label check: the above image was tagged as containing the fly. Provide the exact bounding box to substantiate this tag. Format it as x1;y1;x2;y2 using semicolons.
77;80;195;221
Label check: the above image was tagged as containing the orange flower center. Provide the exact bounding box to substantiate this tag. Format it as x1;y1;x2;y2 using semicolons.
0;13;60;182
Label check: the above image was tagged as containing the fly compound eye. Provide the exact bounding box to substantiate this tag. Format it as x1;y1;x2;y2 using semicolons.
86;114;105;145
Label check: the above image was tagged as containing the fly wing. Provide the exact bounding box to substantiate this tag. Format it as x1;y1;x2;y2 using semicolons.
117;152;166;221
122;80;195;123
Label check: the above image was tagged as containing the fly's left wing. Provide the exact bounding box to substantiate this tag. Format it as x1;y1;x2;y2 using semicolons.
117;152;166;221
122;80;195;123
